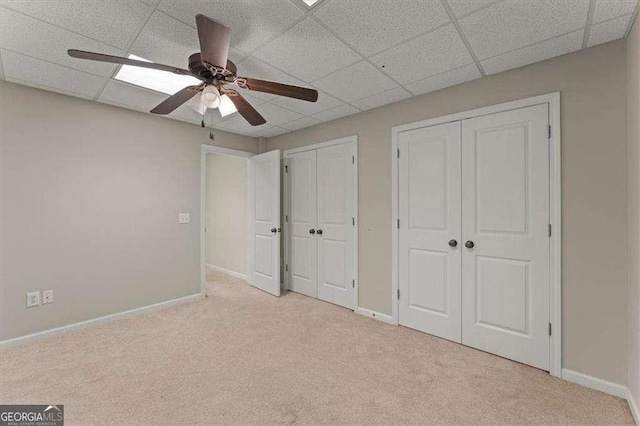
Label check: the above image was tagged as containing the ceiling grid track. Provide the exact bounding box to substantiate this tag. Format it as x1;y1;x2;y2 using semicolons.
91;1;160;101
583;0;597;49
440;0;486;77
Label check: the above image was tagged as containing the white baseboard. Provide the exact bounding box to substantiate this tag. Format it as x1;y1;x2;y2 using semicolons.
356;307;396;325
206;264;247;280
626;388;640;425
562;369;628;398
0;293;203;348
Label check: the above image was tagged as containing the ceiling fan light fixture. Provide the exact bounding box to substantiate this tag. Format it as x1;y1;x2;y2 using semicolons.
218;94;238;117
187;92;207;115
201;85;221;109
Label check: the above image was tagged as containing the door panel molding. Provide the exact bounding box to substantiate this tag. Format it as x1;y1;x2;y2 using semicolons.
392;93;561;378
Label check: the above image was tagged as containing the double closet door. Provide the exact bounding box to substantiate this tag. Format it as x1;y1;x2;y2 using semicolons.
398;104;550;371
286;142;355;310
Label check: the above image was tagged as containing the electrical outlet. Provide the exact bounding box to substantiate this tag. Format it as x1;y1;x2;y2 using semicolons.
179;213;190;224
26;291;40;308
42;290;54;304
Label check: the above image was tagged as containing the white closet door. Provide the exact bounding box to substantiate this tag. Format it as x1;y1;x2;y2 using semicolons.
461;104;550;370
287;150;317;298
249;150;281;297
316;143;355;309
398;122;462;342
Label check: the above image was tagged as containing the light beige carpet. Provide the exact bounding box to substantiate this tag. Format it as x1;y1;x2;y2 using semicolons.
0;270;633;425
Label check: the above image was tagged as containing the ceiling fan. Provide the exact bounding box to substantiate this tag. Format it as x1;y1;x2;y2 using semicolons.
68;14;318;126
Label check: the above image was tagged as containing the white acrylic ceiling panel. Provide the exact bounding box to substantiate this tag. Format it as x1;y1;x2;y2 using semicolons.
0;0;637;138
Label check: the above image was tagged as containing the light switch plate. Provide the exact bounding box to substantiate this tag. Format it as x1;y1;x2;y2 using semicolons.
26;291;40;308
42;290;54;304
179;213;190;224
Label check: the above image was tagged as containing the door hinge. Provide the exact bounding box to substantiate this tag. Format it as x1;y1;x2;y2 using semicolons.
548;322;552;336
352;217;355;226
352;155;355;164
548;224;552;237
285;264;289;272
397;218;400;229
548;125;551;139
397;148;400;159
397;289;400;300
285;215;288;223
285;165;288;173
352;279;355;288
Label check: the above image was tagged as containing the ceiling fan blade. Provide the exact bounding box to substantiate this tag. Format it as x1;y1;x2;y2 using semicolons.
150;85;203;115
222;88;266;126
68;49;194;76
238;78;318;102
196;14;231;69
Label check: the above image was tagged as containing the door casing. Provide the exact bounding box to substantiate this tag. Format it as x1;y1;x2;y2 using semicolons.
391;93;562;378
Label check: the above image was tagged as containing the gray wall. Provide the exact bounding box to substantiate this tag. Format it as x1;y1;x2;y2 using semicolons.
0;81;258;341
268;41;629;385
205;153;247;276
627;18;640;410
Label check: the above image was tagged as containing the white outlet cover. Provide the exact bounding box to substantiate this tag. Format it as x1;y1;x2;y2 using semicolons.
179;213;190;224
42;290;54;304
26;291;40;308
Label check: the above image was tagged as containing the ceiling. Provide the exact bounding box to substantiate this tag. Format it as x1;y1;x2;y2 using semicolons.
0;0;638;138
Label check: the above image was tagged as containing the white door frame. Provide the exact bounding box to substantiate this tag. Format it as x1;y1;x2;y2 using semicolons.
200;144;255;296
283;135;359;310
391;93;562;378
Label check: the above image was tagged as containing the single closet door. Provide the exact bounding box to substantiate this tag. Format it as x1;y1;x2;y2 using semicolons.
287;150;317;298
398;121;462;342
316;142;355;309
461;104;550;370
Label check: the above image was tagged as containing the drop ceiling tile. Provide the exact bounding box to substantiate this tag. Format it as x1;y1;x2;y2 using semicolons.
253;17;361;82
313;61;397;102
2;49;105;98
157;0;304;53
252;126;289;138
280;116;322;131
272;89;344;116
0;0;152;50
0;7;124;77
312;104;360;122
233;56;306;102
351;86;412;111
482;29;584;75
258;103;305;126
593;0;638;23
405;63;481;95
139;0;161;6
370;24;474;84
447;0;502;17
314;0;449;56
215;114;269;135
459;0;590;60
588;14;632;47
98;80;168;111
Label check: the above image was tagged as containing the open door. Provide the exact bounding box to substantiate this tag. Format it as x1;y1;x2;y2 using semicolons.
248;150;281;296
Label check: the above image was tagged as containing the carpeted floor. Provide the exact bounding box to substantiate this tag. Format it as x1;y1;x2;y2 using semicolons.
0;270;634;425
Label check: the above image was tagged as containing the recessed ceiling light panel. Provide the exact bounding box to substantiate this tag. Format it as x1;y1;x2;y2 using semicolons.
114;54;201;95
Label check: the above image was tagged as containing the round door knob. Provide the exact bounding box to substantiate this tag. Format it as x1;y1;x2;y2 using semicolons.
316;229;323;235
448;239;458;248
309;229;316;234
465;240;475;249
271;228;277;233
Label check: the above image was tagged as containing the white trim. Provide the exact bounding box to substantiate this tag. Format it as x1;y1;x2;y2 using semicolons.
356;307;395;325
282;136;357;157
205;263;247;281
283;135;359;310
561;369;628;399
626;388;640;425
0;293;203;348
391;92;562;378
200;144;255;296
